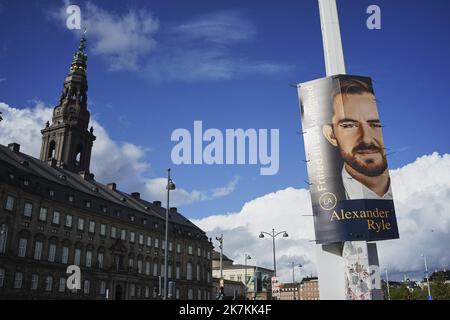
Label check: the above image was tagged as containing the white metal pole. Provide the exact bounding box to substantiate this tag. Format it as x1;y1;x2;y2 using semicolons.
316;0;381;300
385;269;390;300
318;0;346;76
423;255;431;298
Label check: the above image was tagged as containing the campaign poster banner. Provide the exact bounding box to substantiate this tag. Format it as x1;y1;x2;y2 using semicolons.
297;74;399;244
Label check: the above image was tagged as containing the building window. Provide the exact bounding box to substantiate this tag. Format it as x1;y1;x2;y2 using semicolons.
49;189;55;197
188;246;193;255
188;289;193;300
111;227;117;239
45;276;53;291
168;265;172;279
138;234;144;245
153;262;158;276
120;229;126;240
207;272;211;283
65;214;73;228
187;262;192;280
14;272;23;289
130;232;135;243
98;252;104;269
48;244;56;262
169;242;173;252
176;243;181;253
59;277;66;292
162;240;166;250
137;259;143;274
39;207;48;221
0;268;4;287
197;247;201;257
34;241;43;260
77;218;84;231
100;224;106;236
99;281;106;295
62;246;69;264
5;195;14;211
88;221;95;234
176;288;180;300
145;286;150;298
52;211;60;225
85;200;91;208
74;248;81;266
198;290;202;300
128;258;134;269
176;266;180;279
86;251;92;267
18;238;27;257
0;224;8;254
23;180;30;186
207;251;211;260
23;202;33;217
84;280;90;295
101;206;107;213
197;264;201;281
154;238;159;248
129;215;135;222
31;274;38;290
129;283;135;297
145;261;150;275
68;195;74;202
146;236;152;247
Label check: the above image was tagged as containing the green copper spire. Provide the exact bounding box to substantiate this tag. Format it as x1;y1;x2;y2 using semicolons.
72;29;88;67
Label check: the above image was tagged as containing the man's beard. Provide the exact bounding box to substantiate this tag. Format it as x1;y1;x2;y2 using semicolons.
339;142;388;177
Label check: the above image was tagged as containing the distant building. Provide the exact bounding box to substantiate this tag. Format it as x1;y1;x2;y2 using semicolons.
212;251;274;300
299;277;319;300
279;282;300;300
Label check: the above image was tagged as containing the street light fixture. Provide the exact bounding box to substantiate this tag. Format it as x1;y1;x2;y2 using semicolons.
422;254;432;299
258;229;288;277
244;253;251;300
163;169;176;300
292;262;302;300
216;234;224;279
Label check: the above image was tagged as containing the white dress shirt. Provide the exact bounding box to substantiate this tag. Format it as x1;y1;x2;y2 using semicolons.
342;166;393;200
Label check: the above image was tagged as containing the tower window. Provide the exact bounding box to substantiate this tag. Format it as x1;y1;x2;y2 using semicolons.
75;144;83;166
48;141;56;159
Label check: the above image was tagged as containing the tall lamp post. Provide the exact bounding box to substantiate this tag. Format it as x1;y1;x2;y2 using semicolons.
244;253;251;300
163;169;176;300
292;262;302;300
258;229;288;277
216;234;224;279
422;254;432;299
385;269;390;300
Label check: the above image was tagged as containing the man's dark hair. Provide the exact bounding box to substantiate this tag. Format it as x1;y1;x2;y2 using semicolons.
333;77;374;101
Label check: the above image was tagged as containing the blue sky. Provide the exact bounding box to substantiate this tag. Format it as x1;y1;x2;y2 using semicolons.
1;0;450;280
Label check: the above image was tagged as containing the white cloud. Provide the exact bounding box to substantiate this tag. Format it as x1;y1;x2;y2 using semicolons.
50;3;291;81
0;101;238;207
173;11;256;45
212;175;240;197
52;1;159;71
193;153;450;283
0;78;6;83
143;11;293;83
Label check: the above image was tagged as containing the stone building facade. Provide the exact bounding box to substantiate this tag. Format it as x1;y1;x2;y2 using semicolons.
0;35;213;300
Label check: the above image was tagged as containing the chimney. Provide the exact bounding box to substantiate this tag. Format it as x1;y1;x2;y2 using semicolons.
107;183;116;191
170;207;177;213
8;143;20;153
153;201;161;207
131;192;140;199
